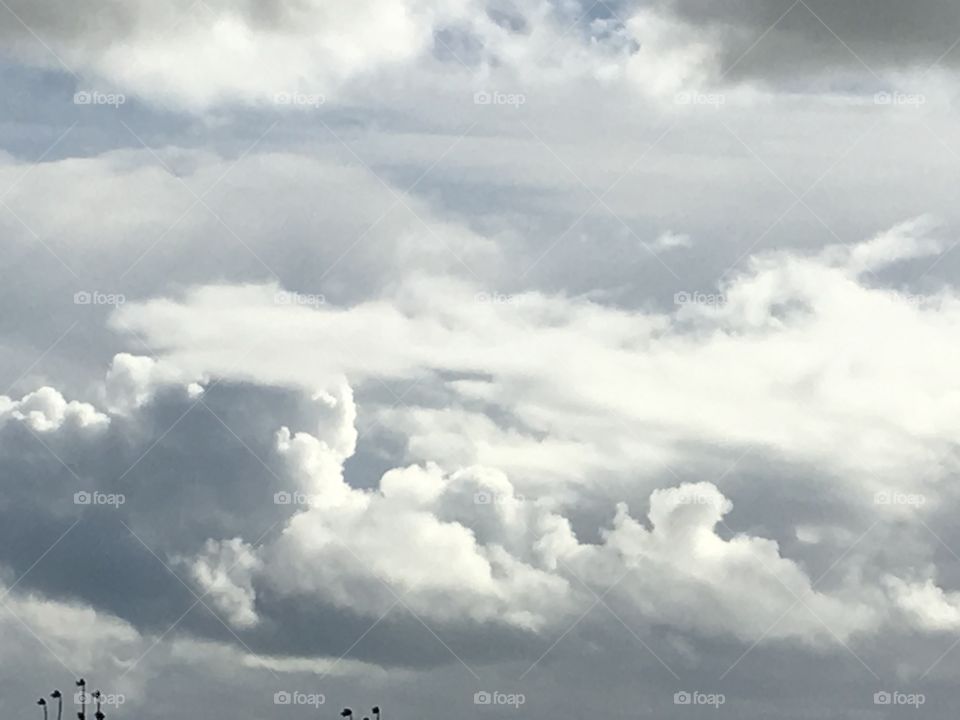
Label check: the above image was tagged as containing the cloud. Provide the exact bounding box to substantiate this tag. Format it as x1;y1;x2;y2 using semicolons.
0;221;956;696
575;482;879;643
7;4;960;716
169;380;878;648
0;0;470;109
267;451;575;631
4;0;955;114
0;580;394;719
177;538;262;629
840;216;943;275
659;0;960;85
653;230;692;251
0;348;885;657
102;353;203;414
113;217;960;493
1;585;141;667
0;386;109;433
0;148;500;299
81;217;960;662
0;0;668;110
885;576;960;633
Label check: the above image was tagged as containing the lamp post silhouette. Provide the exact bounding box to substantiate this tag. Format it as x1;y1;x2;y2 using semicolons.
51;690;63;720
93;691;104;720
75;679;86;720
37;697;48;720
372;705;381;720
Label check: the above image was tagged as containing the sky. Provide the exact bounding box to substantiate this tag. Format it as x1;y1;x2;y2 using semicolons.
2;1;960;718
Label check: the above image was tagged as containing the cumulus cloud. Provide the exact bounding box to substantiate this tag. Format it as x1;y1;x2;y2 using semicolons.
0;386;109;432
178;538;262;629
250;385;577;632
102;353;203;414
576;482;879;643
165;380;879;648
885;576;960;633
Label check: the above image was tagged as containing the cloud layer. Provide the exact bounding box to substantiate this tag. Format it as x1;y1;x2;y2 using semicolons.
5;4;960;717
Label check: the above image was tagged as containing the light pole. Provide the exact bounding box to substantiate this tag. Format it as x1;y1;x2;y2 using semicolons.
51;690;63;720
75;679;86;720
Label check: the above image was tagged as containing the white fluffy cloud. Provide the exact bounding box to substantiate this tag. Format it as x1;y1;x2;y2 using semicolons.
102;353;203;414
178;538;262;630
0;386;109;433
576;483;879;644
885;575;960;633
268;447;575;631
169;378;880;647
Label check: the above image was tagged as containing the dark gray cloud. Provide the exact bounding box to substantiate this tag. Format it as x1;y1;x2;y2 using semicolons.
661;0;960;82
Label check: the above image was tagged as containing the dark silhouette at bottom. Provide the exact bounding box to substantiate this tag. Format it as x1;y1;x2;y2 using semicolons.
344;706;381;720
75;679;85;720
35;678;108;720
51;690;63;720
37;677;383;719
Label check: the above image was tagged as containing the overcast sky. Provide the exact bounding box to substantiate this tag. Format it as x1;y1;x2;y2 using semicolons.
2;1;960;718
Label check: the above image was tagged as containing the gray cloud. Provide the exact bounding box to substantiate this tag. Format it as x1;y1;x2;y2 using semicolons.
663;0;960;81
